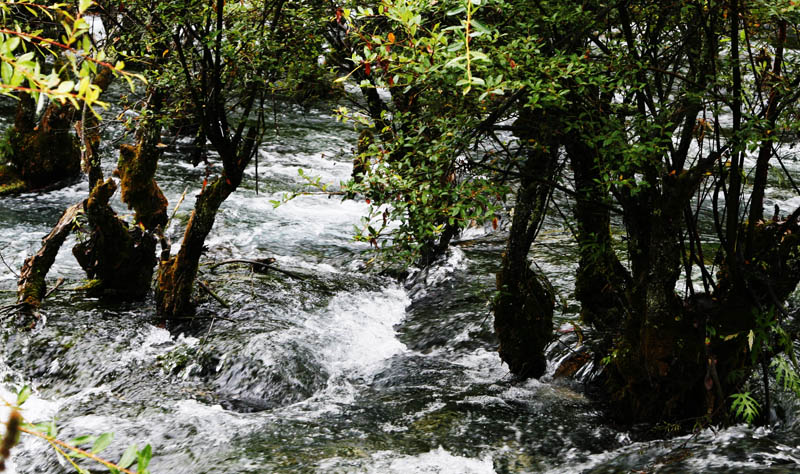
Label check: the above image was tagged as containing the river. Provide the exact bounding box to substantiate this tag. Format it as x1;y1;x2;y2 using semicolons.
0;96;799;473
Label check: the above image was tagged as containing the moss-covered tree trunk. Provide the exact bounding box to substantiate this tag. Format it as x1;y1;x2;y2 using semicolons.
115;88;168;231
565;138;631;344
2;97;81;192
76;67;115;191
71;86;166;300
611;187;707;422
17;202;83;309
2;67;115;196
154;97;259;318
493;109;558;379
71;179;158;299
156;176;238;317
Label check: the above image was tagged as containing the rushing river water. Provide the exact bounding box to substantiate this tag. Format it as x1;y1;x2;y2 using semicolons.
1;97;799;473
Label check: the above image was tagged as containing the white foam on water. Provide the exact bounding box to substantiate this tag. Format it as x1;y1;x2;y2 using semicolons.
367;446;495;474
206;192;371;254
273;285;410;419
117;326;199;366
449;348;507;385
407;247;468;299
311;286;409;380
173;399;253;444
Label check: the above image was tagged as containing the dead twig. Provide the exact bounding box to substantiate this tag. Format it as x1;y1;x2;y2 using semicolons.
0;245;19;278
197;280;229;308
44;278;65;299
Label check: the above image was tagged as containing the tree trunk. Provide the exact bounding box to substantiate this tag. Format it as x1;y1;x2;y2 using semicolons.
115;88;168;231
493;109;558;379
156;177;236;317
3;99;81;191
72;178;157;299
17;202;83;309
565;139;631;340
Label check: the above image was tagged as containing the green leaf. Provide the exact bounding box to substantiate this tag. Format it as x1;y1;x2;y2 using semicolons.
118;444;138;469
91;432;113;454
56;80;75;94
69;435;96;446
729;392;760;424
137;444;152;471
79;0;93;13
10;69;24;88
1;61;12;85
7;36;20;53
16;385;31;406
470;19;490;36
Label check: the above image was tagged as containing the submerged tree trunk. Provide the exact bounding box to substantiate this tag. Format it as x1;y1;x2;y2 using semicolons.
2;97;81;192
610;185;707;422
565;138;631;349
493;109;559;379
17;203;83;309
72;179;157;299
156;177;238;317
600;168;800;423
71;86;165;300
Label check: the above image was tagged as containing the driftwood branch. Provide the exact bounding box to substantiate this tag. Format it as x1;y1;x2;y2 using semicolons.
209;258;306;280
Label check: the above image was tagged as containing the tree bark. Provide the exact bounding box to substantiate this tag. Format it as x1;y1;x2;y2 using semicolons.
493;108;558;379
17;202;83;309
156;177;236;317
72;179;157;299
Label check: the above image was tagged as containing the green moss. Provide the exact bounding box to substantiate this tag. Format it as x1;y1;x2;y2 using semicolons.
409;409;462;439
115;143;167;230
0;164;26;196
3;103;81;189
77;279;104;292
19;274;45;308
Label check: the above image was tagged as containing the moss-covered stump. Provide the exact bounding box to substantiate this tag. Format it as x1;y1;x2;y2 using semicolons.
72;179;157;299
2;101;81;191
115;143;168;230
